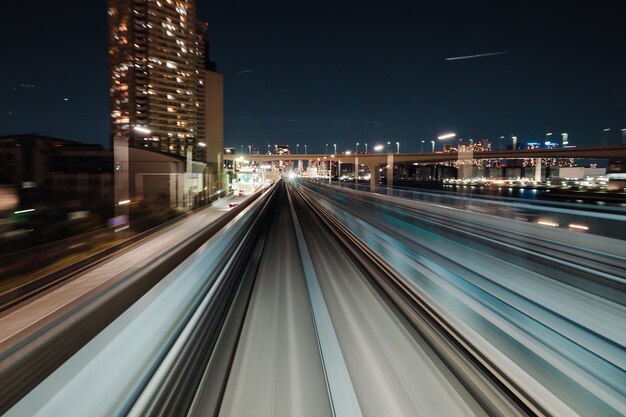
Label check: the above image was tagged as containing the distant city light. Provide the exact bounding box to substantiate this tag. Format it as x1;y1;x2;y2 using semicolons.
14;208;35;214
118;200;131;205
546;132;552;136
373;145;384;151
438;133;456;140
345;151;352;155
603;128;611;132
198;142;206;147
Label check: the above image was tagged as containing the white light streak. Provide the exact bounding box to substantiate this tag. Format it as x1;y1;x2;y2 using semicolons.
133;126;151;135
537;220;558;227
569;224;589;231
445;51;508;61
438;133;457;140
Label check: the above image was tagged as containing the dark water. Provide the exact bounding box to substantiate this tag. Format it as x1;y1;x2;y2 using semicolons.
403;182;545;200
391;180;626;208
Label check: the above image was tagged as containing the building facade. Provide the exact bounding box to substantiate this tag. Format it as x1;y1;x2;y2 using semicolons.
108;0;223;165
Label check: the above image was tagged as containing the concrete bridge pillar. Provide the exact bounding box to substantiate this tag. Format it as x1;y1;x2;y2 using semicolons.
337;161;342;186
387;154;394;192
368;163;380;191
535;158;542;182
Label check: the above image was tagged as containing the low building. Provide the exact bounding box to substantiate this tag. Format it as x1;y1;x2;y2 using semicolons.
0;134;202;214
0;134;113;212
558;167;606;179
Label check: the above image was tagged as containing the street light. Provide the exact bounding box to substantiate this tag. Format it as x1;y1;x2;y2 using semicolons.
364;143;368;153
296;144;300;154
325;143;328;154
421;140;425;152
304;144;307;154
356;142;359;153
396;142;400;154
386;141;391;153
431;140;435;152
267;144;271;154
333;143;337;154
248;145;252;154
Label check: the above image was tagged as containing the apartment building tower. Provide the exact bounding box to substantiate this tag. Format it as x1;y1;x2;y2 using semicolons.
108;0;222;164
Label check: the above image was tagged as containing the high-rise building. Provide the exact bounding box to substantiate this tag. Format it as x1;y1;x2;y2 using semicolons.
108;0;223;165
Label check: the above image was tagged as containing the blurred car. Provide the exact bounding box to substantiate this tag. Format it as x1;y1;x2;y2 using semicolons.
228;202;239;208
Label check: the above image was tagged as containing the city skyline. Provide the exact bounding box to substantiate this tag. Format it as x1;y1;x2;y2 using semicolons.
1;0;625;151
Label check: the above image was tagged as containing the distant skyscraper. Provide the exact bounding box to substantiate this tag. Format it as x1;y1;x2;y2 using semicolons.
108;0;222;164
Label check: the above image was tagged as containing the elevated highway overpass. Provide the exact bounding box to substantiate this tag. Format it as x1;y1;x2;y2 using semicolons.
229;144;626;188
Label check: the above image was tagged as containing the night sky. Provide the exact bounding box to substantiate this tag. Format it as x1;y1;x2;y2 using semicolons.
1;0;625;152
